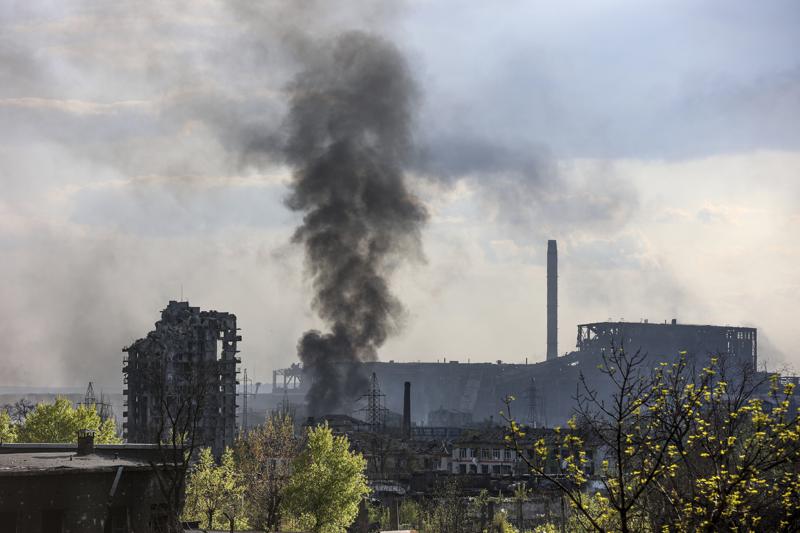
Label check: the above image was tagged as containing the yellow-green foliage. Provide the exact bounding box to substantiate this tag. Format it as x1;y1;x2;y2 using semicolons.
282;424;369;533
660;373;800;531
16;397;121;444
493;512;520;533
183;447;249;530
505;352;800;532
370;498;423;530
0;411;17;443
233;411;297;531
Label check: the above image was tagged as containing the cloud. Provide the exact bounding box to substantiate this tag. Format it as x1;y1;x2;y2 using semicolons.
404;0;800;159
695;204;760;225
414;137;640;242
0;97;153;115
1;0;799;388
68;177;293;237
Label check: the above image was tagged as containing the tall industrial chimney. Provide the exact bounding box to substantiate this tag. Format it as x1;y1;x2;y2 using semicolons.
402;381;411;439
546;240;558;360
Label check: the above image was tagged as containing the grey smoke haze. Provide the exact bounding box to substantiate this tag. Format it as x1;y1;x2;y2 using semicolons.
414;136;639;238
0;1;799;389
284;32;427;415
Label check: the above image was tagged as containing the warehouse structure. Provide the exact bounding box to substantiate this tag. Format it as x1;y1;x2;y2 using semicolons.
265;239;759;427
266;318;758;427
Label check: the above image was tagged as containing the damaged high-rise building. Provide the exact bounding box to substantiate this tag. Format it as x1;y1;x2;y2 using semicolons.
122;301;240;455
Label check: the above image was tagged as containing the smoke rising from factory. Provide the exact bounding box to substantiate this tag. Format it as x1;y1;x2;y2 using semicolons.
0;1;798;388
284;32;427;415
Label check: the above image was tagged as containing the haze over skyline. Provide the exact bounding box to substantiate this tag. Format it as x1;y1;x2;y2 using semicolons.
1;0;798;389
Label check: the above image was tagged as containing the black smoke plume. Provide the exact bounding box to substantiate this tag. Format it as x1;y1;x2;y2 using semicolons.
284;32;427;416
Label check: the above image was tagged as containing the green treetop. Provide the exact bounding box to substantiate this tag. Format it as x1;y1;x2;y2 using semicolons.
183;447;249;531
0;410;17;443
282;423;370;533
505;349;800;532
17;397;121;444
184;447;226;528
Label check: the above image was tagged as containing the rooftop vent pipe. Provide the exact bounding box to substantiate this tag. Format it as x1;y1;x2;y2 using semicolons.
76;429;95;456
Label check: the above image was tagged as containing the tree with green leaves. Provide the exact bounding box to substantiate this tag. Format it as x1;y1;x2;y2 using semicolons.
218;447;248;533
17;397;121;444
505;348;800;532
183;447;248;531
234;411;298;530
183;448;225;528
0;410;17;443
282;423;369;533
420;477;470;533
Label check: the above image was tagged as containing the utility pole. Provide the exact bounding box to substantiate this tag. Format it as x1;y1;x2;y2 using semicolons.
241;368;250;435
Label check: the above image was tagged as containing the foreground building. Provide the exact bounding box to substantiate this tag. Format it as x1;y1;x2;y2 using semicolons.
0;433;182;532
123;300;240;455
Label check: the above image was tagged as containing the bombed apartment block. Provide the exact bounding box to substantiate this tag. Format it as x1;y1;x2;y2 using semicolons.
122;301;240;455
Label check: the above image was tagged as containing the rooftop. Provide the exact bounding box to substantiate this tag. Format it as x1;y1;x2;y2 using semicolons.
578;320;756;330
0;443;178;476
0;451;152;476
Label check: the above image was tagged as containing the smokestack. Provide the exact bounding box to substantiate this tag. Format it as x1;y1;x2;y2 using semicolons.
547;240;558;360
402;381;411;439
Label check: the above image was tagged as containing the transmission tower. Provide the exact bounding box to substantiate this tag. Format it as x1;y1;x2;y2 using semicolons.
526;378;545;428
358;373;388;432
77;381;113;421
84;382;96;404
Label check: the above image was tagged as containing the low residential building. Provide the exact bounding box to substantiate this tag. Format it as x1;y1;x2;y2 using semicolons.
450;427;601;478
450;429;521;476
347;432;451;482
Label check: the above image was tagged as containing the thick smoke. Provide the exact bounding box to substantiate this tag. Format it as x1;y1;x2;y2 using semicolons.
284;32;427;415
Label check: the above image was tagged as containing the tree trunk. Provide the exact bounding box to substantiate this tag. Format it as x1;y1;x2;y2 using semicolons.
208;510;214;529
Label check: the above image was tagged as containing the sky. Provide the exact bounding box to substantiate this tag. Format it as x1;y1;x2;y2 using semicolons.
1;0;799;389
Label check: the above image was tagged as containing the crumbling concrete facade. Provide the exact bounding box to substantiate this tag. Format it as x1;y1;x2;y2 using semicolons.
123;301;240;456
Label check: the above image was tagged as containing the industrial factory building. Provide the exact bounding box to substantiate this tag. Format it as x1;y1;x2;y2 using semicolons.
122;301;241;455
269;320;758;427
265;239;759;427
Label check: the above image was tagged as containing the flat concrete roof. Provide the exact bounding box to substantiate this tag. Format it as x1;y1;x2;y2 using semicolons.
0;443;161;451
0;451;153;476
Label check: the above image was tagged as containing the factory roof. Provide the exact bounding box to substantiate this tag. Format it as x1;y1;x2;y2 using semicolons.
578;320;756;330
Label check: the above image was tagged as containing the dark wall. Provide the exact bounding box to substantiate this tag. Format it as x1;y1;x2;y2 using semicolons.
0;468;165;533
